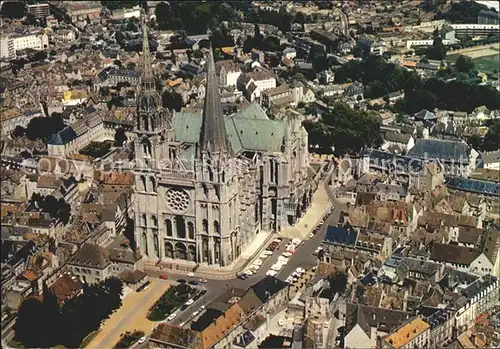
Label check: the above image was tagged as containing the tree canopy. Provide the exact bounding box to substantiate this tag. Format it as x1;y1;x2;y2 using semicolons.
114;127;127;147
30;193;71;225
15;278;123;348
25;113;65;142
425;38;447;60
468;120;500;152
437;1;493;23
162;90;183;112
0;1;26;18
304;102;383;155
396;78;500;114
455;55;475;74
334;55;421;99
155;2;240;35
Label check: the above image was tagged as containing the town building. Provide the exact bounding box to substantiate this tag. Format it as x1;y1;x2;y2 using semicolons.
478;10;500;25
0;31;49;59
26;3;50;20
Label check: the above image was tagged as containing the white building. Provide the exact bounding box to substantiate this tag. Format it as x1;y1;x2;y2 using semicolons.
218;60;242;87
406;39;452;49
0;32;49;59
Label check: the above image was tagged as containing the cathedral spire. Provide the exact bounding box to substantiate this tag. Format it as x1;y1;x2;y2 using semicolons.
141;20;154;91
200;45;231;156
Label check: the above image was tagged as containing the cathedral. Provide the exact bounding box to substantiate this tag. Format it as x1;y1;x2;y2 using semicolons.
133;24;312;269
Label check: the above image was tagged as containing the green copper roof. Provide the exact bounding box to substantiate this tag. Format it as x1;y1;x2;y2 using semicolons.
173;111;202;144
173;103;286;154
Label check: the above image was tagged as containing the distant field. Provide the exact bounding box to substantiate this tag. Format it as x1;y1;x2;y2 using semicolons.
447;52;499;74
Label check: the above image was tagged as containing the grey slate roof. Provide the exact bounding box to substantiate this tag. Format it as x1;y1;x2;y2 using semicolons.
414;109;436;121
47;127;78;145
446;176;499;196
408;139;470;162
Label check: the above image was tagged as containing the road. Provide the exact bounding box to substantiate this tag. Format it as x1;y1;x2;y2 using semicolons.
88;280;169;349
148;184;346;330
137;164;346;345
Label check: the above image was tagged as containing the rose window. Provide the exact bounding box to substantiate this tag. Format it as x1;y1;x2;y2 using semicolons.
166;189;190;213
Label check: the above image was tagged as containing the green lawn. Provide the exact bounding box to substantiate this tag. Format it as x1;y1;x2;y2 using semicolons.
447;53;499;74
146;284;195;321
473;55;499;74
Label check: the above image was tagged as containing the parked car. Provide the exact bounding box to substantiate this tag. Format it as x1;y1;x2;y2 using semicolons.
159;274;168;280
167;313;177;321
187;272;194;277
188;280;198;286
138;336;147;344
199;278;208;283
179;321;186;327
200;290;207;296
191;310;199;318
237;273;248;280
185;299;194;306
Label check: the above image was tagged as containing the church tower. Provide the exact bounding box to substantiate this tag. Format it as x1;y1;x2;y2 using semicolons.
194;47;241;267
133;21;171;259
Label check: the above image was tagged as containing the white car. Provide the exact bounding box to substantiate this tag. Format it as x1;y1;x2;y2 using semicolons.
245;270;254;276
296;267;304;273
198;278;208;283
282;252;292;258
179;321;186;327
138;336;147;344
200;305;206;310
185;299;194;306
264;250;273;255
187;272;194;277
191;310;199;318
278;319;284;326
309;233;314;238
266;270;278;276
167;313;177;321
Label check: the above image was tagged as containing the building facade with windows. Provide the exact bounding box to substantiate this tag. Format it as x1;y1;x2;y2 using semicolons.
133;24;312;269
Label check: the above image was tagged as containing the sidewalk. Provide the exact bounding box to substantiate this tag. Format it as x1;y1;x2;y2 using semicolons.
145;231;277;280
280;185;332;240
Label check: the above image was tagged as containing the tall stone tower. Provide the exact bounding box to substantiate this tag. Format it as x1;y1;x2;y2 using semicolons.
193;46;240;267
133;21;171;259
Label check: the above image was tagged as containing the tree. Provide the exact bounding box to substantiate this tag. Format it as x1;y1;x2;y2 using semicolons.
303;102;383;155
12;125;26;138
14;298;44;347
23;13;39;25
161;90;183;111
114;127;127;147
455;55;475;73
482;120;500;151
0;1;25;19
25;114;65;141
327;272;348;295
426;38;447;60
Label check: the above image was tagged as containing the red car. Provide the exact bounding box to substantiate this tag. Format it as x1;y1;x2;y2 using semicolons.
159;275;168;280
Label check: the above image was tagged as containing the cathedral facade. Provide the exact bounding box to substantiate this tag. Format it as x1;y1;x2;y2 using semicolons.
133;25;312;268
